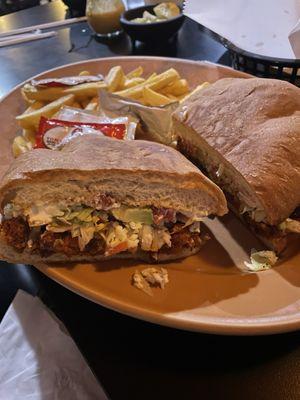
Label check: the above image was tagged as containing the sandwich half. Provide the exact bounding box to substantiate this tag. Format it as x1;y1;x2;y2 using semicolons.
173;77;300;253
0;135;227;264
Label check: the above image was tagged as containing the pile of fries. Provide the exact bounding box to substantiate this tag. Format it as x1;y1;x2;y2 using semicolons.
13;65;191;157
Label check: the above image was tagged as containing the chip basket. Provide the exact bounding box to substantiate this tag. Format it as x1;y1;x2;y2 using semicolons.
220;38;300;87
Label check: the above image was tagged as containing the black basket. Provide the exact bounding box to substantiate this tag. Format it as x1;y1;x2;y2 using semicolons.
221;39;300;87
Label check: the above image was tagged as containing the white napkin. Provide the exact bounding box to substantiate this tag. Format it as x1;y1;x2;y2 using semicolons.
184;0;300;59
0;290;108;400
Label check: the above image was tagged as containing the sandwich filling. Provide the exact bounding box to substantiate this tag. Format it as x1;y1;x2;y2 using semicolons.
177;137;300;252
0;199;206;259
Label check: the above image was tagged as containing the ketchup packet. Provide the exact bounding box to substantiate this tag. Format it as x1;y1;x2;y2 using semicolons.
31;75;103;88
57;107;137;140
35;117;126;150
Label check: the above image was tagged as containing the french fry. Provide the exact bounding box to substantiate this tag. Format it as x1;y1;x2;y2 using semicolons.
166;94;179;101
71;101;82;109
126;66;143;79
12;136;32;158
85;97;99;111
79;70;91;76
23;101;45;115
22;84;66;102
123;77;145;89
162;79;190;96
147;72;157;80
105;66;125;92
143;86;172;107
80;98;90;109
63;81;107;100
180;81;210;102
22;128;36;145
115;68;179;100
16;94;74;129
178;94;189;102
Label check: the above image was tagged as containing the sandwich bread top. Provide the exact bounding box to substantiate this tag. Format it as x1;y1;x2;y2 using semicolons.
174;78;300;225
0;135;227;216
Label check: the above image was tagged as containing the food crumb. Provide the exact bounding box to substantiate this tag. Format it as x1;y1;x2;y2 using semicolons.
132;267;169;296
244;249;278;272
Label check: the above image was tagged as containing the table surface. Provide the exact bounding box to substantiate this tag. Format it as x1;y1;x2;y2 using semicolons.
0;2;299;400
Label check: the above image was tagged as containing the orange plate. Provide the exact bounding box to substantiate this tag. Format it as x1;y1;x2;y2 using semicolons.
1;57;299;335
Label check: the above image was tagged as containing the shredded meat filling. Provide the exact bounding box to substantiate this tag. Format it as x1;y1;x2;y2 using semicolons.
39;231;82;257
152;207;176;225
87;193;116;210
39;231;106;257
170;229;203;249
0;217;203;257
1;217;29;251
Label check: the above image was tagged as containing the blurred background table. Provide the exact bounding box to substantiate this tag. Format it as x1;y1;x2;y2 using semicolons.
0;2;299;399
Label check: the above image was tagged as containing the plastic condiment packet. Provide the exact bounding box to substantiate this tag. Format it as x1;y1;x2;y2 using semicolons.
57;106;136;140
99;90;179;145
184;0;300;59
0;290;108;400
35;117;128;149
57;106;125;124
31;75;104;88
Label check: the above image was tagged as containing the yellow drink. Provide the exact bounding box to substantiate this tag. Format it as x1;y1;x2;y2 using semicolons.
86;0;125;36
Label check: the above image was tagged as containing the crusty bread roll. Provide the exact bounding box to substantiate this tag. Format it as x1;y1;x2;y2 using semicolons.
0;135;226;264
0;135;227;217
173;77;300;252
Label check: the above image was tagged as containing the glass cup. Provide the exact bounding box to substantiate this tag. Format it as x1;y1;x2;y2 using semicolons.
86;0;125;39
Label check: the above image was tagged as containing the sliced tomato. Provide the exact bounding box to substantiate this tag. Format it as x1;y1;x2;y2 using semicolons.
105;242;128;256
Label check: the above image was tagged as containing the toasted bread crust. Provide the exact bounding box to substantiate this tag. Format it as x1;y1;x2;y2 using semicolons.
0;135;227;217
173;78;300;225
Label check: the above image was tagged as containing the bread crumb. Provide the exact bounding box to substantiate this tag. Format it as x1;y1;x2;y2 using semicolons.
244;249;278;272
132;270;153;296
132;267;169;296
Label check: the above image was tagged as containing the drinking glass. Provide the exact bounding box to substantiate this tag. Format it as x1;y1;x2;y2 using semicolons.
86;0;125;39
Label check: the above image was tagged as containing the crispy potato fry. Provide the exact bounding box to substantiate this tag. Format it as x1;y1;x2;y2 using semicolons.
79;70;91;76
180;81;210;102
123;77;145;89
115;68;179;100
22;128;36;144
71;101;82;109
126;66;143;79
105;66;125;92
178;94;189;102
80;98;90;108
22;84;66;102
143;86;172;107
85;97;99;111
12;136;32;157
23;101;45;115
147;72;157;80
63;81;107;100
23;98;36;107
162;79;190;96
166;94;178;101
16;94;74;129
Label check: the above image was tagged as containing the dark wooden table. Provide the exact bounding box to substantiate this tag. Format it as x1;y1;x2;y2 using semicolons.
0;2;299;399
